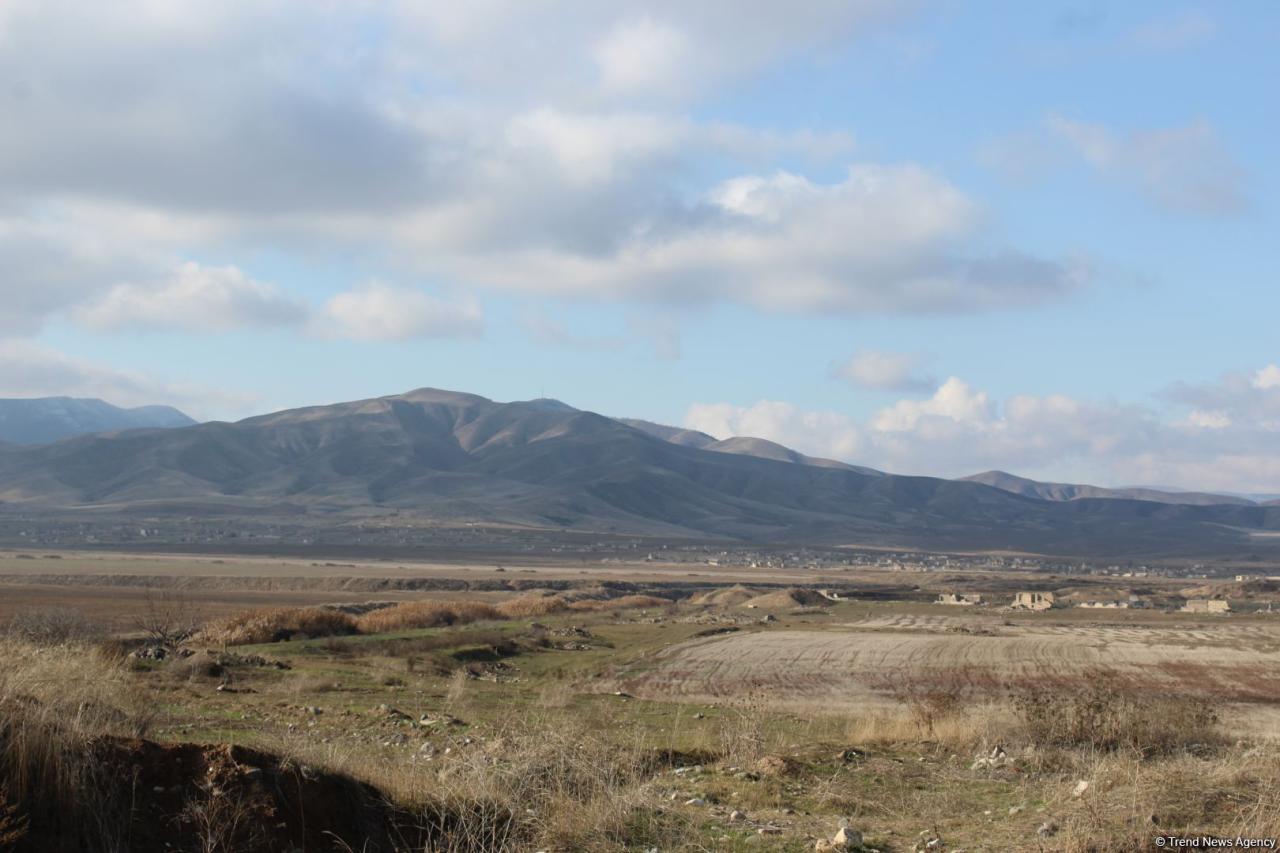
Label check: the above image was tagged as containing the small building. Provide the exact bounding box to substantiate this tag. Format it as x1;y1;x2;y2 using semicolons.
1010;591;1055;611
936;593;983;606
1181;598;1231;614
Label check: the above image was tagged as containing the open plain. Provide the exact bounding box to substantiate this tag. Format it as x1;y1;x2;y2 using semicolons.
2;546;1278;851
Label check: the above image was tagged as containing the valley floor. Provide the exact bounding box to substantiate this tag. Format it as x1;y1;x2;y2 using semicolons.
1;550;1277;851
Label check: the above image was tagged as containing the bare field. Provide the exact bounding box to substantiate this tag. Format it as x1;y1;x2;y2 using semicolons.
3;559;1279;851
617;609;1280;720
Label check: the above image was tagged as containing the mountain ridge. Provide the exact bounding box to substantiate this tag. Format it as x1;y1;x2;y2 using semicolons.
958;470;1255;507
0;387;1276;556
0;397;196;445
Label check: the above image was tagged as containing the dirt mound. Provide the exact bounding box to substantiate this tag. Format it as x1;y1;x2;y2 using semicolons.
689;585;757;607
743;587;829;610
14;737;493;853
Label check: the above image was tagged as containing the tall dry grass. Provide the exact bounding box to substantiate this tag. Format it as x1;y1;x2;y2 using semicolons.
566;595;672;612
198;607;357;646
494;595;569;618
354;601;502;634
0;638;158;852
198;592;670;646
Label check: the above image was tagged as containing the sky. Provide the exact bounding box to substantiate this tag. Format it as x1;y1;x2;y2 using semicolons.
2;1;1279;492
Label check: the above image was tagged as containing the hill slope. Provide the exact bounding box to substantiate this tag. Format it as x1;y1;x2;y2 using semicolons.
0;388;1277;556
0;397;195;445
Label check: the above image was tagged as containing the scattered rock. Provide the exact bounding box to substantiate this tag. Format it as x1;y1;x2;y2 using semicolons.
684;798;706;807
1008;805;1023;816
833;826;863;848
1073;780;1090;797
1037;820;1058;838
755;754;796;777
728;810;747;823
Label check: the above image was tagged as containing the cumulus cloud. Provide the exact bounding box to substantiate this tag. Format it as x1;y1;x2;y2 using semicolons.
75;262;306;332
685;365;1280;493
320;282;483;341
1163;365;1280;427
435;166;1081;313
0;0;1080;333
832;350;935;392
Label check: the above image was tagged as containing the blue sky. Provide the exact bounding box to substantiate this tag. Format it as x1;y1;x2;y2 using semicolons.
3;1;1279;491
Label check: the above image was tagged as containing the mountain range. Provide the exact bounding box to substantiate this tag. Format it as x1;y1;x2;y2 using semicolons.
0;388;1278;556
0;397;195;445
955;470;1260;507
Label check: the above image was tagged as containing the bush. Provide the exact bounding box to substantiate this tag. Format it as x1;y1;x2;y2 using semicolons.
1013;676;1221;755
882;671;969;737
7;609;101;645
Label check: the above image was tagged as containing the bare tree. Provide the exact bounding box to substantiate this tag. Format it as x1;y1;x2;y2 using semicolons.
132;591;198;648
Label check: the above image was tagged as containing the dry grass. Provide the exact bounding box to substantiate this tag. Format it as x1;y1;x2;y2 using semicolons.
270;711;690;852
844;701;1015;751
566;595;672;612
354;600;503;633
495;594;569;618
1052;749;1280;850
1012;674;1224;755
197;607;357;646
0;638;158;852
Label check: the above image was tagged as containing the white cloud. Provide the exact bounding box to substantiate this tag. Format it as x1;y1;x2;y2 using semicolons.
593;18;695;99
321;282;483;342
872;377;992;430
1252;365;1280;390
832;349;935;392
75;262;306;332
0;0;1079;334
684;365;1280;493
434;165;1081;314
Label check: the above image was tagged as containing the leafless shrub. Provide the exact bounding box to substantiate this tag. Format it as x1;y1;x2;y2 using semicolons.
878;670;971;737
133;591;198;648
179;781;265;853
1011;672;1222;755
6;608;101;645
